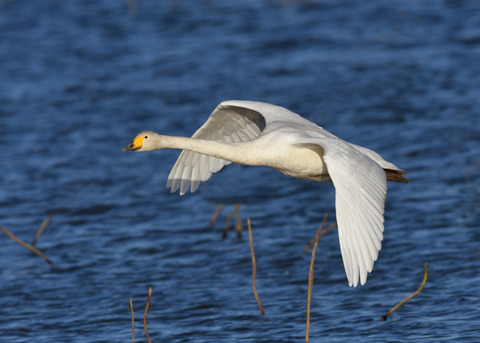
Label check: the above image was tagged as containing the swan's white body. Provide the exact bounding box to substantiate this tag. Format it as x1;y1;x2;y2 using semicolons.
124;100;407;287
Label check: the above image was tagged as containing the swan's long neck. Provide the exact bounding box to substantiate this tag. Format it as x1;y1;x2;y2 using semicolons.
157;135;260;166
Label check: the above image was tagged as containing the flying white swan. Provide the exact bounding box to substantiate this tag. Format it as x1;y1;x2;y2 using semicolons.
123;100;407;287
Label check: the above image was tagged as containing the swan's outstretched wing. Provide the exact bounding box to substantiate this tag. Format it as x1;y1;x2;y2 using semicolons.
299;138;387;287
324;139;387;287
167;103;266;195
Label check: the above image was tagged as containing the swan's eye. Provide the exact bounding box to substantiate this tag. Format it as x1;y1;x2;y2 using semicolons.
144;135;148;139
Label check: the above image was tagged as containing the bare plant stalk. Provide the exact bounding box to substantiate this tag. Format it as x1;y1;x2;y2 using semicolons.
247;218;264;315
144;286;152;343
128;297;134;343
127;0;138;17
0;226;53;265
32;216;52;246
306;212;328;343
379;262;428;321
223;206;236;238
209;204;223;227
234;204;243;238
304;221;337;253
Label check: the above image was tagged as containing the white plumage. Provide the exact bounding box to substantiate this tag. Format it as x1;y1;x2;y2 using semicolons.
123;100;407;287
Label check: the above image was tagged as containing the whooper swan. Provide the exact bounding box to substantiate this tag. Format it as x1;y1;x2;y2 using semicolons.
123;100;407;287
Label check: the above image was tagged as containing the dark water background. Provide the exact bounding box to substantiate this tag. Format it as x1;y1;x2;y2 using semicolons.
1;1;479;342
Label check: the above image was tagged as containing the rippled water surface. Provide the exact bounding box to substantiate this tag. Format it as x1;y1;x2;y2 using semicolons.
1;1;479;342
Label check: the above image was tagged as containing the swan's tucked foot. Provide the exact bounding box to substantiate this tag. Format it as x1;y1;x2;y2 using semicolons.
385;169;408;183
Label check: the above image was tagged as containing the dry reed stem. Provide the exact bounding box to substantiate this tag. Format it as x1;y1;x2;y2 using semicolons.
234;204;243;238
127;0;138;16
31;216;52;246
306;213;328;343
223;204;243;238
209;204;223;227
379;262;428;321
128;297;134;343
144;286;152;343
247;218;264;315
0;226;53;264
303;221;337;253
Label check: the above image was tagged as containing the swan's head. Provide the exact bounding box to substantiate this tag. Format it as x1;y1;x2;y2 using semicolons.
122;131;159;152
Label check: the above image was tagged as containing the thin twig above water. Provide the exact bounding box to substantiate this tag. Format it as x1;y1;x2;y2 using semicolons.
379;262;428;321
306;212;328;343
247;218;264;315
0;226;53;265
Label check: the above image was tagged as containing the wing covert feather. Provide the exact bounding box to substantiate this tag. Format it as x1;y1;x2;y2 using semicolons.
166;104;266;194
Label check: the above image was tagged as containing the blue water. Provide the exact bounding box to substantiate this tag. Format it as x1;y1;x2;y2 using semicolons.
1;1;479;342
